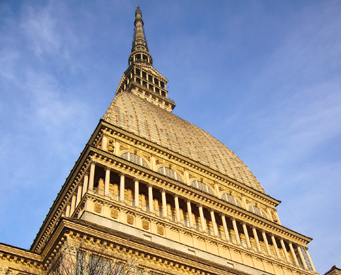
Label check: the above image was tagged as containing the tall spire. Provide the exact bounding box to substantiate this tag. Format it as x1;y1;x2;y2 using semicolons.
116;6;176;112
129;5;152;66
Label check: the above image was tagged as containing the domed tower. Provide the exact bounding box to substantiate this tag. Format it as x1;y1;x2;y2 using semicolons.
0;6;316;275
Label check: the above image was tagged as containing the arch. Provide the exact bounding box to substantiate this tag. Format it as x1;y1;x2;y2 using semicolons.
191;180;213;195
248;204;268;219
158;166;183;182
221;193;241;207
121;151;149;168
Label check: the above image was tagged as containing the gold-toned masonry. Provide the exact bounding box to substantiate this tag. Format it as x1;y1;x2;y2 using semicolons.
0;6;316;275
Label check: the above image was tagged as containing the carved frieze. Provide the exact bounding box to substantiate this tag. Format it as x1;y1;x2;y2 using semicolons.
142;220;150;230
111;208;119;219
94;203;102;213
157;225;164;235
107;139;115;153
127;214;134;225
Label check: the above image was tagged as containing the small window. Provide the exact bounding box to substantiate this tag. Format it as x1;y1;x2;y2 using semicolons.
160;81;165;88
121;152;148;168
136;68;141;76
191;180;213;195
142;72;146;79
158;167;183;182
249;205;267;219
221;193;241;207
154;78;159;85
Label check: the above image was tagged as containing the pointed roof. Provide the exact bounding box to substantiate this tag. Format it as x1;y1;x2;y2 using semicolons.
129;5;152;66
132;5;148;53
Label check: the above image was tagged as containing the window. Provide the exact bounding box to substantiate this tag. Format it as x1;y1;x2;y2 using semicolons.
191;180;213;195
249;205;267;219
121;152;148;168
158;167;183;182
300;247;314;271
221;193;241;207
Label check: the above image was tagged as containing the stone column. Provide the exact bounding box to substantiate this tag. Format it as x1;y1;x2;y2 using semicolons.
298;247;308;269
271;235;281;259
214;183;219;196
252;227;261;252
82;173;89;196
198;204;206;232
174;194;180;223
76;184;82;206
101;135;107;151
151;155;156;170
65;204;70;217
184;170;190;184
88;162;96;191
289;242;300;266
148;184;154;213
119;174;125;202
114;140;120;155
232;218;241;245
186;200;193;227
161;189;167;218
242;223;252;249
134;179;139;207
70;194;77;216
210;209;219;237
104;167;110;197
280;239;290;263
262;231;271;256
221;214;230;242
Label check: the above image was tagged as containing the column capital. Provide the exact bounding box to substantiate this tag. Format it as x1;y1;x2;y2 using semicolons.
173;193;179;198
119;173;125;177
219;213;226;217
185;199;191;203
209;208;215;213
160;188;166;193
147;183;153;188
134;178;139;182
105;166;111;171
196;203;203;208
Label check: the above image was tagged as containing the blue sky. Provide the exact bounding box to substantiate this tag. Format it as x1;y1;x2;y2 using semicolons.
1;1;340;273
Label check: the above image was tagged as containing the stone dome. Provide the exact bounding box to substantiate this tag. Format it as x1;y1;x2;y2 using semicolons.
104;92;265;193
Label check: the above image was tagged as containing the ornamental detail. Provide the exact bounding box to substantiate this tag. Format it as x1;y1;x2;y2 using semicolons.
94;203;102;213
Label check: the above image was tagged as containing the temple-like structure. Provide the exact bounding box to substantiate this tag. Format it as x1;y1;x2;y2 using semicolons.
0;6;317;275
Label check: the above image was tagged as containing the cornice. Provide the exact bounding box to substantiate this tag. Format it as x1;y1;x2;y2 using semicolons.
89;143;312;245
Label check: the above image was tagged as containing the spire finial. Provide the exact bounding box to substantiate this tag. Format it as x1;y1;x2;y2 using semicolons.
129;5;152;65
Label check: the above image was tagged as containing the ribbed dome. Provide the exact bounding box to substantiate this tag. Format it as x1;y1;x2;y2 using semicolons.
104;92;265;193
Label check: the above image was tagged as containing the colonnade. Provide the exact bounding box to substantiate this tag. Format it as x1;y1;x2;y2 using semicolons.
64;162;315;272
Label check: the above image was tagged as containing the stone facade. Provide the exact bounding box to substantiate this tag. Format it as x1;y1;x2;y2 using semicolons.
0;6;317;275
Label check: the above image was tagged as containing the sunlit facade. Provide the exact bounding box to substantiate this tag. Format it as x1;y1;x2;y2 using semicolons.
0;6;317;275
